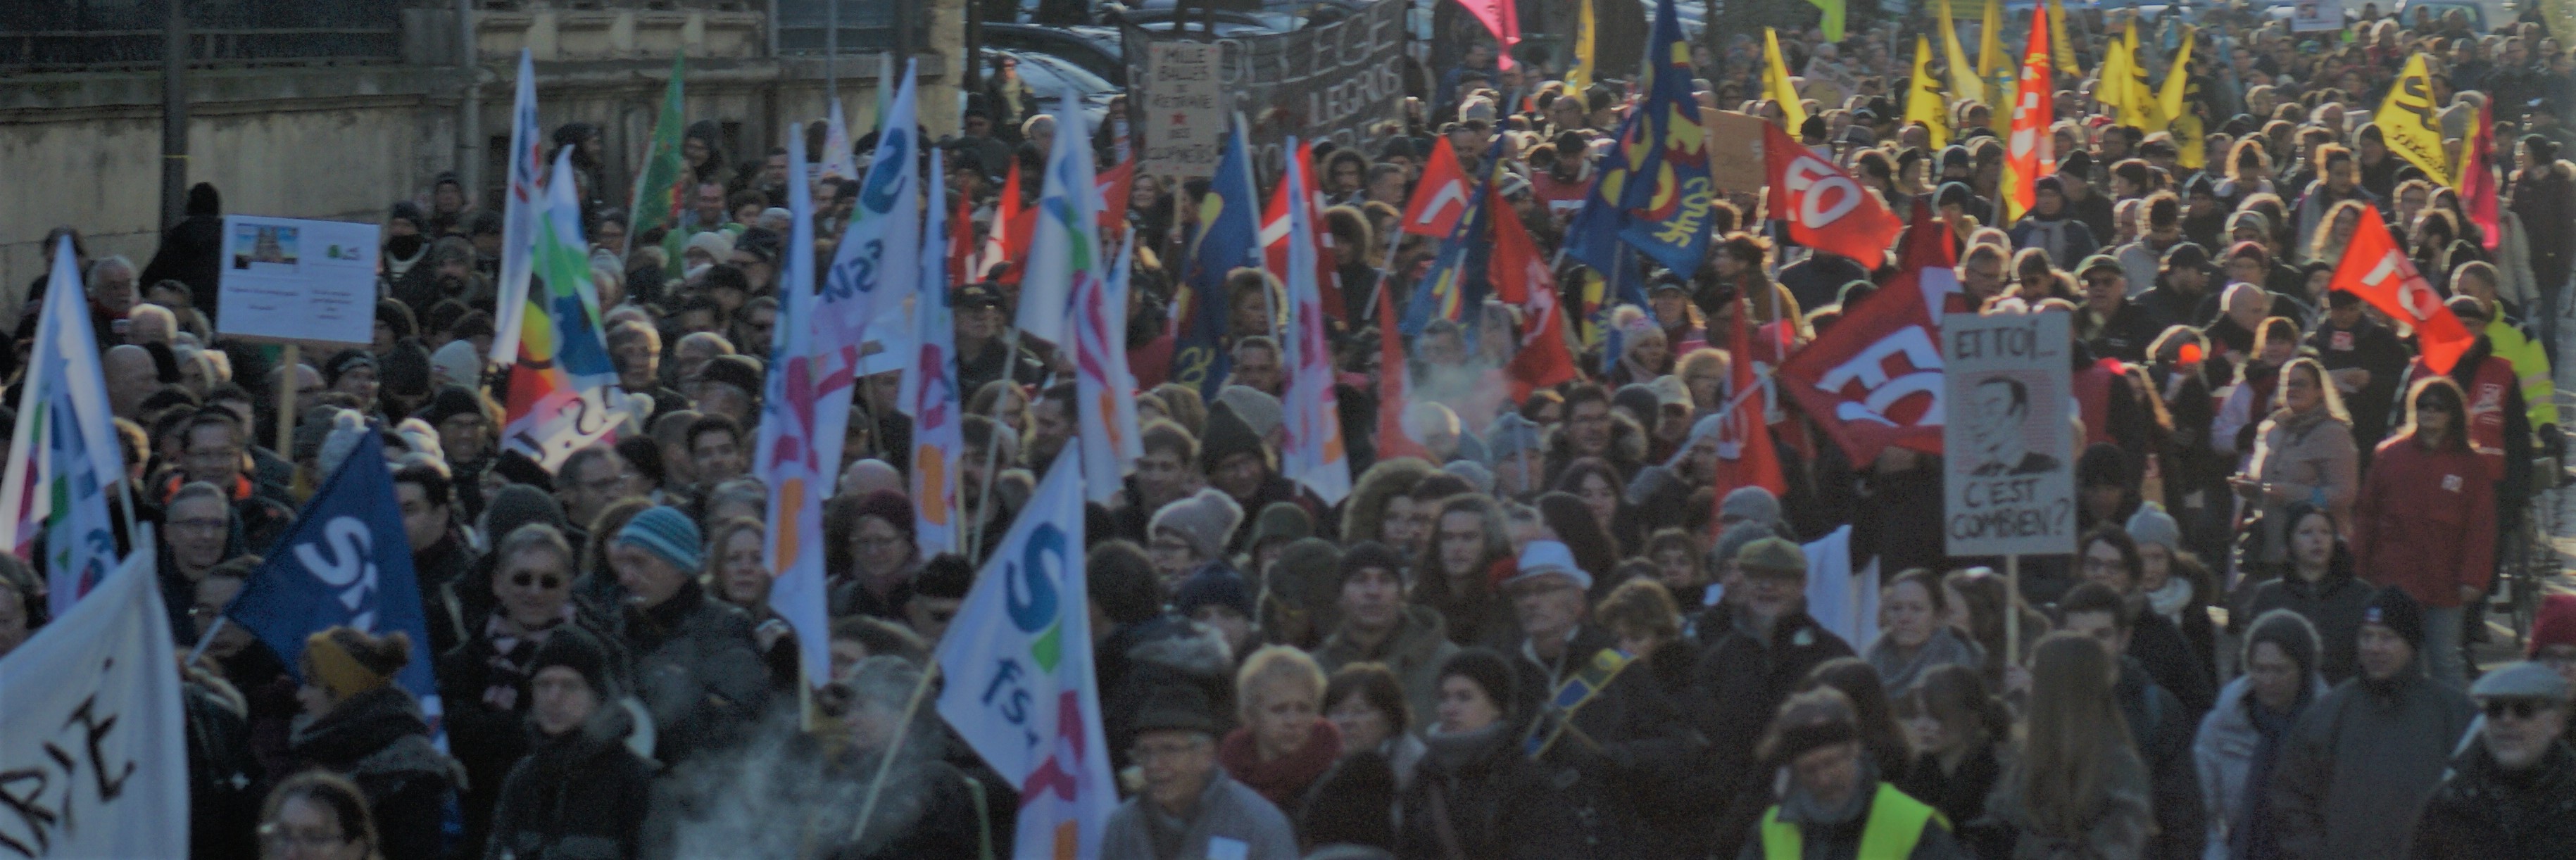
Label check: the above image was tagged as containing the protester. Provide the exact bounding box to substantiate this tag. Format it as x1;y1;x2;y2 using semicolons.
1101;685;1302;860
2406;662;2576;859
1980;633;2154;859
480;625;655;860
2195;609;2328;860
2266;587;2477;860
1890;664;2009;849
1736;687;1966;859
257;771;384;860
284;628;461;860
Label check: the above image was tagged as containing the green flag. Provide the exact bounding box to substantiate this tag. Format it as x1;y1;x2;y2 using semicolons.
627;53;688;277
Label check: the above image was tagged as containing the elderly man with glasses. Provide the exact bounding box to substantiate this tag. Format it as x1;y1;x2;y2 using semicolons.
2407;662;2576;859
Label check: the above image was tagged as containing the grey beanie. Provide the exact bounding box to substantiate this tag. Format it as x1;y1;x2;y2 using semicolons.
1150;488;1245;562
1719;486;1783;528
1712;520;1774;570
2126;502;2182;553
1214;386;1285;440
2244;608;2321;682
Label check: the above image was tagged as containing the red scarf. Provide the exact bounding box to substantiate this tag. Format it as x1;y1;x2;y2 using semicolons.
1217;719;1343;807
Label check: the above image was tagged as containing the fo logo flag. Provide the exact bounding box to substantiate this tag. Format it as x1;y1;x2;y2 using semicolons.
0;551;186;859
226;432;444;738
936;450;1116;859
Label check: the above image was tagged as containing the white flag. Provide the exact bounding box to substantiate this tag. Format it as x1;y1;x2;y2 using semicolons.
1278;141;1352;504
1072;232;1143;503
754;122;834;693
0;551;187;859
1014;91;1100;348
936;450;1117;860
491;49;546;365
820;99;856;184
903;149;966;557
0;236;129;616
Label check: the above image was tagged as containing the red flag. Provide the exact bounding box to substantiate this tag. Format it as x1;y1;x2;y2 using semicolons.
1454;0;1521;69
2463;100;2501;252
949;194;976;284
1763;122;1902;270
1097;156;1135;236
1375;284;1432;460
2333;203;2475;374
979;161;1024;282
1712;303;1787;529
1999;7;2054;223
1493;187;1576;401
1264;141;1341;324
1777;252;1947;463
1400;138;1474;238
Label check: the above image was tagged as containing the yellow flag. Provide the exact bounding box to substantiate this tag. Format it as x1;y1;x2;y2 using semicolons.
1978;0;2006;99
2379;53;2454;185
2156;25;2195;122
1568;0;1597;91
2049;0;2080;76
2175;113;2208;169
2097;37;2133;122
1939;0;1985;107
1907;34;1952;150
2121;20;2164;129
1811;0;1847;42
1765;28;1811;133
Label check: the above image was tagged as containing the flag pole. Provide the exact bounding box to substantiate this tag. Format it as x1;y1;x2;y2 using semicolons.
962;326;1028;565
848;662;943;842
274;343;301;466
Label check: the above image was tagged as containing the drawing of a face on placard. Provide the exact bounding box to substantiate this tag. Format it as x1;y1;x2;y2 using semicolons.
1962;372;2059;477
230;224;301;272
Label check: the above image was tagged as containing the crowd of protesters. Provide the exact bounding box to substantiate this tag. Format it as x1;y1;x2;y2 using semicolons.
8;0;2576;857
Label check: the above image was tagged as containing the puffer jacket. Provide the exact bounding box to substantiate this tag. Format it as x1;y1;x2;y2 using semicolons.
482;703;657;860
612;580;769;766
2193;673;2327;860
2265;659;2476;860
287;686;465;860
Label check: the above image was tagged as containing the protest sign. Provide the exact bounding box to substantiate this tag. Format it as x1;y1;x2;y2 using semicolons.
1701;109;1771;194
216;215;378;346
0;551;187;859
1942;311;2076;557
2291;0;2345;32
1136;41;1226;179
1121;0;1408;182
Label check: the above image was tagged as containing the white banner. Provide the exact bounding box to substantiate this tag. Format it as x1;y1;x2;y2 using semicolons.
0;552;186;859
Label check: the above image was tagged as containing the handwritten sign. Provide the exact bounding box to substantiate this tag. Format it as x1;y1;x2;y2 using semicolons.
1138;42;1226;179
1122;0;1409;183
215;215;379;346
1942;311;2075;557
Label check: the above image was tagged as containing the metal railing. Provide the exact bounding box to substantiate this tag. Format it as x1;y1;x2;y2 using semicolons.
1;0;403;70
772;0;921;54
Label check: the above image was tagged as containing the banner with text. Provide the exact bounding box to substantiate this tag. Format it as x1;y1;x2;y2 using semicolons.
0;552;187;859
1122;0;1408;183
1136;41;1227;179
1942;312;2075;557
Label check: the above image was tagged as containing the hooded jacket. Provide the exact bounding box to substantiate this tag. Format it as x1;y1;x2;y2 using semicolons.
2194;672;2329;860
482;702;658;860
2353;432;2497;608
2264;659;2476;860
288;686;465;860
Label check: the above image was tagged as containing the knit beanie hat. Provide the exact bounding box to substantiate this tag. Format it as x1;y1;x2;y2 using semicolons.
1198;402;1266;474
529;624;615;698
1245;501;1313;552
1338;541;1407;589
482;483;567;543
2125;502;2182;554
417;386;484;429
1175;566;1257;620
1438;648;1519;721
1719;486;1783;528
1214;386;1285;441
2244;609;2322;683
1270;538;1345;630
431;339;482;389
617;505;703;572
2530;594;2576;658
2362;586;2427;654
1150;488;1244;562
322;348;376;386
303;628;407;700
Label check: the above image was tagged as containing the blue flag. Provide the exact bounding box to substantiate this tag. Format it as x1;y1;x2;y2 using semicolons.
1176;122;1260;397
1567;0;1716;277
1405;138;1512;338
226;432;442;735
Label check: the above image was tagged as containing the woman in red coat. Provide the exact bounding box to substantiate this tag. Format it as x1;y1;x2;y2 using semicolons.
2351;377;2495;690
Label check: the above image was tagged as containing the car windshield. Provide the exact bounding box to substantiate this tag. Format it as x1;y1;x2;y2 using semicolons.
1007;53;1114;101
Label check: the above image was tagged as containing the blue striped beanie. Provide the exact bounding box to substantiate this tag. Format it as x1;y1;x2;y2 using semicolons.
617;506;703;572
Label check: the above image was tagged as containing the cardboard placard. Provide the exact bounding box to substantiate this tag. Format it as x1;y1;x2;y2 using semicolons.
1942;311;2077;557
1702;108;1770;194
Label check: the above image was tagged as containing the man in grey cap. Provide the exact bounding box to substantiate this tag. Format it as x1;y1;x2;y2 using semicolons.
2408;662;2576;858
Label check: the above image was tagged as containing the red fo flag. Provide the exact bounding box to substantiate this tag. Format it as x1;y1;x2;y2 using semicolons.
1493;188;1576;401
1712;303;1787;529
2462;100;2502;252
1374;284;1432;460
1763;121;1903;270
1401;138;1476;238
1777;246;1949;462
2332;203;2475;374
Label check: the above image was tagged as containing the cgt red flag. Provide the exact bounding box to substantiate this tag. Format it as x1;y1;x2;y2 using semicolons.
1711;303;1787;531
1401;138;1475;238
1763;121;1903;270
1492;187;1576;401
2332;203;2475;374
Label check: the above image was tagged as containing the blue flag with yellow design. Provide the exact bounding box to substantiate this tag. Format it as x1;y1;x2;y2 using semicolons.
1176;124;1261;397
1567;0;1715;278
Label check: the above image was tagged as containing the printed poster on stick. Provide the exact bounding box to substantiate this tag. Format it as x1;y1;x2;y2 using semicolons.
216;215;378;346
1942;311;2075;557
1138;41;1226;179
1122;0;1407;183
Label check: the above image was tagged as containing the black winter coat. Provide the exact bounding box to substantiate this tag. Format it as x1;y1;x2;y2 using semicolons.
287;686;465;860
1395;723;1588;860
2244;561;2375;685
1501;625;1702;856
483;707;656;860
612;581;769;766
2116;658;2205;860
2409;741;2576;860
1683;607;1857;854
139;213;225;320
